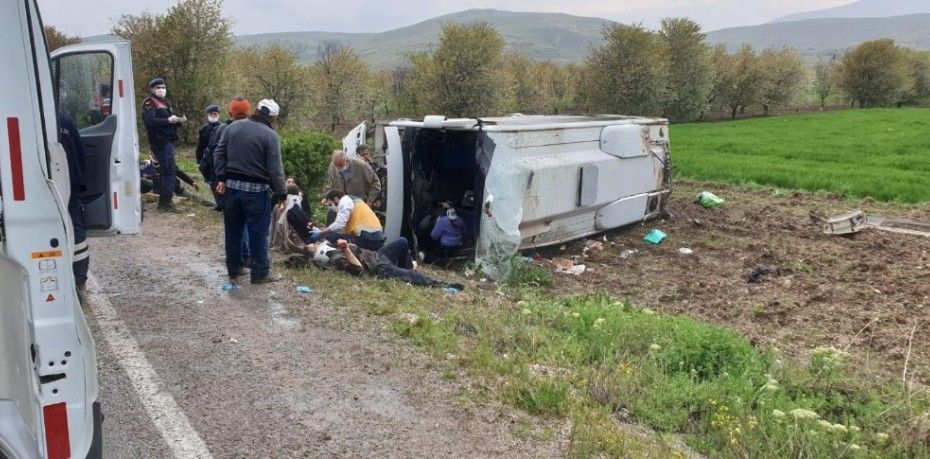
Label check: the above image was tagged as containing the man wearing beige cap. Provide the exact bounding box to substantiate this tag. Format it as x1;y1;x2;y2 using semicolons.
214;99;287;284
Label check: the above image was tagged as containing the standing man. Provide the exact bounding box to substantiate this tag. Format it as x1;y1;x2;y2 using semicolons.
356;144;386;211
59;112;89;291
196;104;221;178
214;99;287;284
141;77;187;213
327;149;381;207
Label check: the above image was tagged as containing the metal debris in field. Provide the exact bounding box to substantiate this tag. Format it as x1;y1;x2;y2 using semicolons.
814;210;867;235
813;210;930;237
866;216;930;237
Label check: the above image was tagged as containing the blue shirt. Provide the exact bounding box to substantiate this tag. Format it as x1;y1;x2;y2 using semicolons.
58;113;87;195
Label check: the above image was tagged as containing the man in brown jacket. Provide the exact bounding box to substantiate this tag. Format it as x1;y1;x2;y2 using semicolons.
326;149;381;206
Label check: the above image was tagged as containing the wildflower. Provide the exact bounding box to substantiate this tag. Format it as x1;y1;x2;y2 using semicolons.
876;433;889;442
571;312;580;318
642;308;655;315
772;410;786;418
849;425;860;433
789;408;820;420
763;383;778;392
849;444;861;451
516;300;527;306
832;424;848;433
767;378;778;386
650;343;661;351
818;420;833;429
594;317;605;327
521;308;532;315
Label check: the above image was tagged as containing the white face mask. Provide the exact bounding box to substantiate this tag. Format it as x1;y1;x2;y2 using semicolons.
153;88;167;98
329;204;339;212
208;114;220;123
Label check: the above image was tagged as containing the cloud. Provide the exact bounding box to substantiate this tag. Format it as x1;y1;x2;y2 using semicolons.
38;0;853;37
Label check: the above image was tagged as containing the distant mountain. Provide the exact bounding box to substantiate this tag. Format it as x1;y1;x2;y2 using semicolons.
236;9;613;69
773;0;930;23
708;14;930;58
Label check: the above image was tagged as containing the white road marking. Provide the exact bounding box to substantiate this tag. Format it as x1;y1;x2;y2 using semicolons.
86;274;213;459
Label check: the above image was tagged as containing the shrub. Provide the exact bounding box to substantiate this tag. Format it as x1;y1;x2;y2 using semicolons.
279;130;340;200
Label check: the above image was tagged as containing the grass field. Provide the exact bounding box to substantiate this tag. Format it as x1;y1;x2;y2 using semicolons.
672;108;930;203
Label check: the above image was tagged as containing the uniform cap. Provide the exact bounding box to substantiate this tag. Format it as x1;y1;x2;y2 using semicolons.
149;77;166;88
205;104;220;114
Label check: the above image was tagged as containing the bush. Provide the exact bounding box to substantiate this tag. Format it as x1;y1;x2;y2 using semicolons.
279;130;340;200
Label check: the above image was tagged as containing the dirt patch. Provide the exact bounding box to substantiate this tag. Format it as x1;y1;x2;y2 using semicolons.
542;181;930;383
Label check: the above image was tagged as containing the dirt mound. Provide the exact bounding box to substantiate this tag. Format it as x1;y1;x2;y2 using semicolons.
546;181;930;383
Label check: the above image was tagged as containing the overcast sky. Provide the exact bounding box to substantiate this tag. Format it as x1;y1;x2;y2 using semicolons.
38;0;853;37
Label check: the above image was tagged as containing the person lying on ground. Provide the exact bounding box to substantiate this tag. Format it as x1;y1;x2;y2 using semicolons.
139;158;210;206
305;237;463;290
315;189;384;250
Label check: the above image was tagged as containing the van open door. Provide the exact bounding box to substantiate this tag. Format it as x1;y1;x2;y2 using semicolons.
51;38;142;236
342;121;366;158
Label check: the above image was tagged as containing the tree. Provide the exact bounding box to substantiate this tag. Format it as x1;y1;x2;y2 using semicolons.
758;48;805;116
903;50;930;105
813;57;838;109
584;24;666;116
498;52;550;114
837;39;912;107
659;18;712;122
711;44;764;119
228;44;304;123
112;0;232;141
309;42;371;131
44;25;79;51
427;23;506;117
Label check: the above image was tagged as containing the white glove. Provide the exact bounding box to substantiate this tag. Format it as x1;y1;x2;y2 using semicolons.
178;115;188;124
168;115;181;124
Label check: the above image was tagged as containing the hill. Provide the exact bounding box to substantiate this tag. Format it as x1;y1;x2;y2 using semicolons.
707;14;930;58
235;9;613;69
773;0;930;22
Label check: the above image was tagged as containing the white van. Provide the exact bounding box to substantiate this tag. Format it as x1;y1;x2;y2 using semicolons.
343;114;671;279
1;0;141;457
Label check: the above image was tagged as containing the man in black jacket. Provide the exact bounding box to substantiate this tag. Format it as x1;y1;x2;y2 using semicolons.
141;77;187;212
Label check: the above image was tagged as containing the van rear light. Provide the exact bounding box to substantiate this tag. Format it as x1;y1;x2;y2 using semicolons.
42;402;71;459
6;117;25;201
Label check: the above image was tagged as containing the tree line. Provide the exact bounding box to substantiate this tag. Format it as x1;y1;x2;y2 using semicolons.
45;0;930;140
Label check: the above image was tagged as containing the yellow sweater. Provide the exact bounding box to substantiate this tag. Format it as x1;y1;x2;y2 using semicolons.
346;198;382;236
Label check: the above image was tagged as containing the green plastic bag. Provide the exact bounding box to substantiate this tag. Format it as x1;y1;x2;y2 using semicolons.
644;229;667;245
697;191;724;208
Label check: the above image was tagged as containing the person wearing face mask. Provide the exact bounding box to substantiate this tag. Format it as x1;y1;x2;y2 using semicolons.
141;77;187;212
213;99;287;284
196;104;221;177
326;149;381;216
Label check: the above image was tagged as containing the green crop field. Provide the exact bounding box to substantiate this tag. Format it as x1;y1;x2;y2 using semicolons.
671;108;930;203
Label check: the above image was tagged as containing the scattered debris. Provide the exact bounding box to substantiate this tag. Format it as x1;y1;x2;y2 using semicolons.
747;265;777;284
813;210;930;237
678;248;694;255
229;338;238;344
644;229;668;245
196;300;205;304
620;249;638;260
812;210;867;235
696;191;725;208
528;364;570;378
584;240;605;251
867;216;930;238
296;286;313;294
186;213;196;217
551;258;587;276
442;287;461;294
559;245;567;251
222;283;240;292
398;313;420;325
